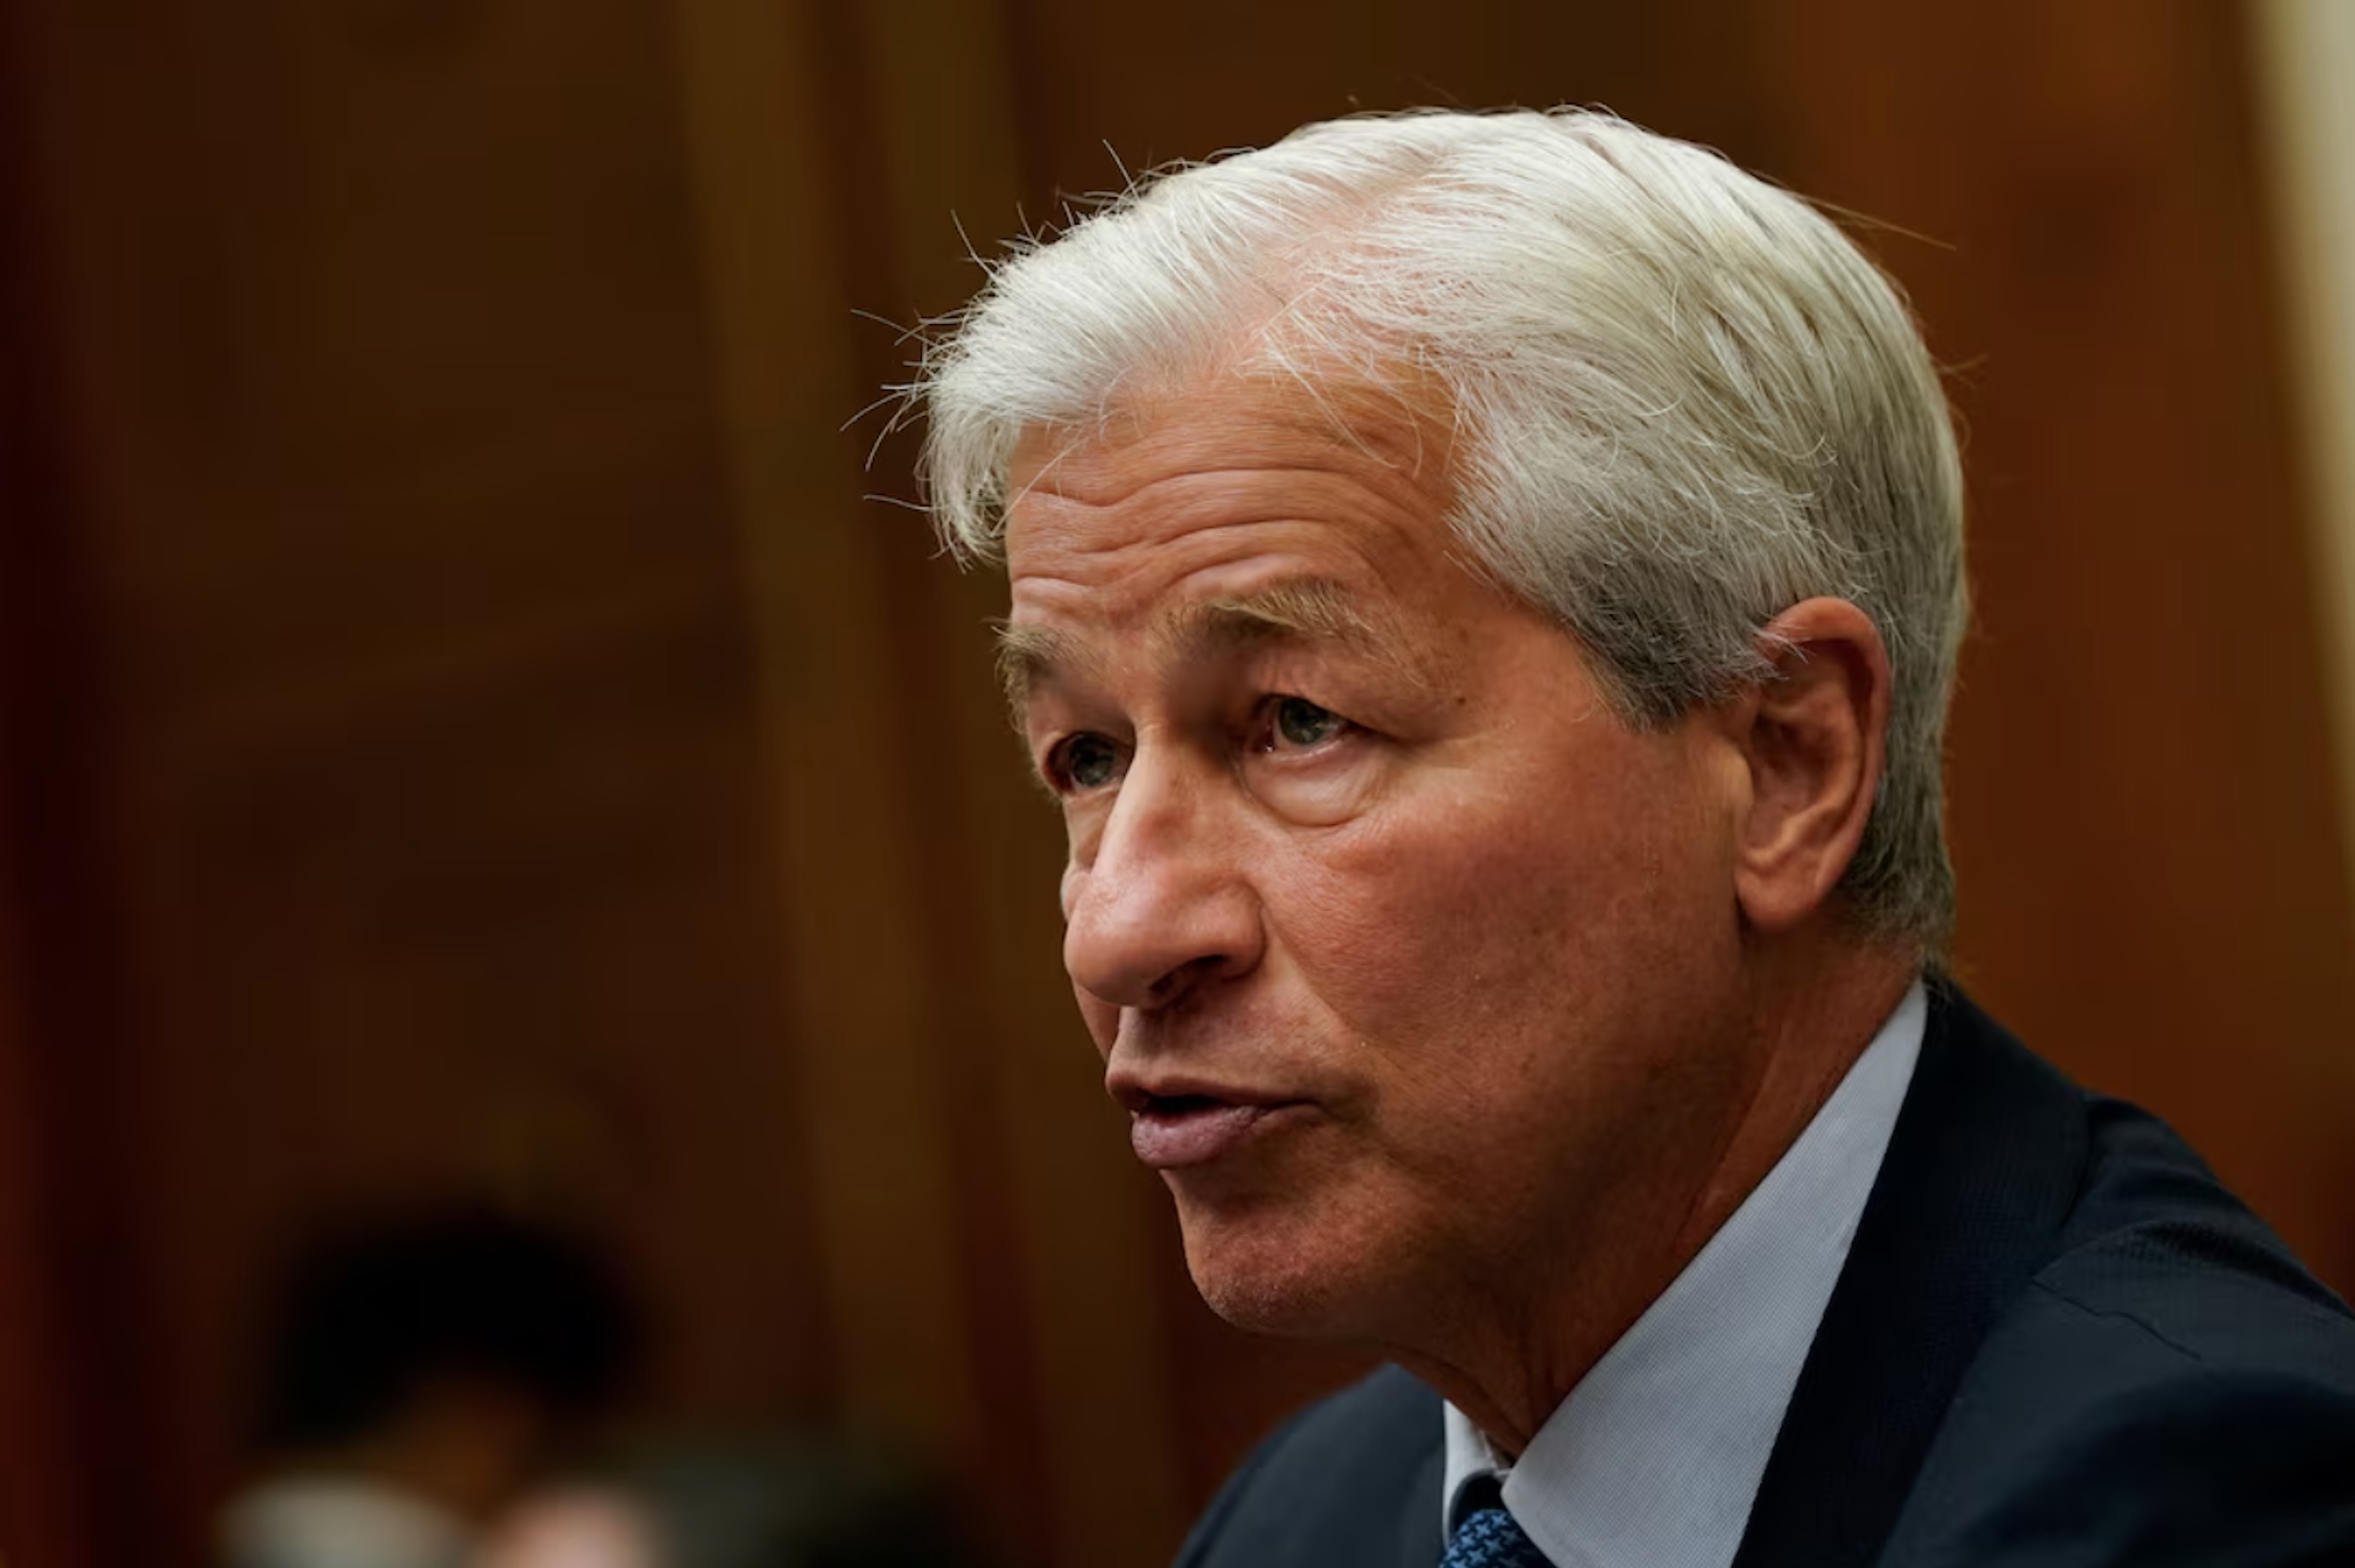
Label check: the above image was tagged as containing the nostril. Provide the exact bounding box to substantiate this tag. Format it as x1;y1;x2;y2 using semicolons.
1145;952;1229;1008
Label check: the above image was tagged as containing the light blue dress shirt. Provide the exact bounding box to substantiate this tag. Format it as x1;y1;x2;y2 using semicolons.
1441;982;1928;1568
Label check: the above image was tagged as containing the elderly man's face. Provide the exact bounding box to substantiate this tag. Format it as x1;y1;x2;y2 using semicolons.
1004;379;1754;1344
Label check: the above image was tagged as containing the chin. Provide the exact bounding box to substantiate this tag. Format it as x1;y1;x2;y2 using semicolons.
1176;1195;1404;1342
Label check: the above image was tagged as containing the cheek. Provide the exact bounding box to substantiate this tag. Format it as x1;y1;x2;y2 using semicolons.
1058;862;1122;1056
1073;988;1119;1058
1277;742;1735;1091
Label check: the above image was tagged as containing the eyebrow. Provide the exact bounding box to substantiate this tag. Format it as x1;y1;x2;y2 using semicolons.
994;576;1410;717
1178;578;1384;654
995;621;1085;717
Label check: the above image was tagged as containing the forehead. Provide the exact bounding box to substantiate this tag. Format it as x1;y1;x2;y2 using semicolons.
1001;375;1466;632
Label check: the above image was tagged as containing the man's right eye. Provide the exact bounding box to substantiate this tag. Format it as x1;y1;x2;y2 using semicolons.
1050;733;1124;793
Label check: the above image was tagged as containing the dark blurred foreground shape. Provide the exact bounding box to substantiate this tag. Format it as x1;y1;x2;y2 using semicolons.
4;3;2353;1567
214;1206;986;1568
219;1208;640;1568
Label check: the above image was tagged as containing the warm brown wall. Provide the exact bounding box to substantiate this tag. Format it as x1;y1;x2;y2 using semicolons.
0;8;142;1556
2;3;2349;1567
5;0;836;1558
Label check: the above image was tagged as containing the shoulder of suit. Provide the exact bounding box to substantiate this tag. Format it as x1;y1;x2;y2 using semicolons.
1877;1071;2355;1562
1175;1365;1442;1568
1888;1294;2355;1562
1928;978;2355;1372
2043;1080;2355;1366
1229;1363;1441;1499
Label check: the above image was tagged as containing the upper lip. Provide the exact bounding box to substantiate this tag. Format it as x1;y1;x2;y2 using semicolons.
1104;1070;1300;1115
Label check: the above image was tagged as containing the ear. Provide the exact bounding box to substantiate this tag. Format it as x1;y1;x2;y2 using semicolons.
1719;598;1891;934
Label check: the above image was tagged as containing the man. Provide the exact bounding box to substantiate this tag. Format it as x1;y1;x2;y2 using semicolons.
914;109;2355;1566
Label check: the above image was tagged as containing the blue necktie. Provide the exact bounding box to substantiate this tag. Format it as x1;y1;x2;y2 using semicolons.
1441;1480;1550;1567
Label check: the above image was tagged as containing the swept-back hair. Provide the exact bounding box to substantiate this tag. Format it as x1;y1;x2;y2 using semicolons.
915;108;1967;951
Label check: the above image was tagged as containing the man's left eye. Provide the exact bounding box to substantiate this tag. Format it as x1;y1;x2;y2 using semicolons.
1265;696;1345;750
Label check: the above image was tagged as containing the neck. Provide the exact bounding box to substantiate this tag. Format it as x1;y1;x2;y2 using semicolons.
1395;932;1917;1456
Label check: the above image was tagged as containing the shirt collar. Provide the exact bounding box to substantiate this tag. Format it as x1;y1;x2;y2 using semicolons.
1441;981;1927;1567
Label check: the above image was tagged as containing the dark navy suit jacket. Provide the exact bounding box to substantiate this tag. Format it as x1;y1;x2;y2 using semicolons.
1175;983;2355;1566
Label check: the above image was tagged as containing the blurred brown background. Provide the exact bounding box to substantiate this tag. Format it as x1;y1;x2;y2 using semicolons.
5;1;2354;1564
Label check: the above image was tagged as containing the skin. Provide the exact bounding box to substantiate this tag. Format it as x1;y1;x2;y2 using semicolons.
1002;374;1917;1455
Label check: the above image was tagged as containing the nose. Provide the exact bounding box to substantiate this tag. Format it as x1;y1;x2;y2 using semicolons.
1061;748;1264;1011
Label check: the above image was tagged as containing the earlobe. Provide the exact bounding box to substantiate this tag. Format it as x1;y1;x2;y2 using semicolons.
1729;598;1890;935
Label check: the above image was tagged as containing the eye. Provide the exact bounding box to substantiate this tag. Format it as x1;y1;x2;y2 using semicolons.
1049;732;1124;793
1262;696;1347;751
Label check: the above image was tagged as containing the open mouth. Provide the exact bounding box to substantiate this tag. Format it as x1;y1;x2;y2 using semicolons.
1142;1093;1229;1117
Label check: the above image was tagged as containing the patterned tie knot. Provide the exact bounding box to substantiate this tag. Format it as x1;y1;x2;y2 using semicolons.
1441;1504;1551;1568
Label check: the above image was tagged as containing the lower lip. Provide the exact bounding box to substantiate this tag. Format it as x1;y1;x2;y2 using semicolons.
1130;1102;1301;1168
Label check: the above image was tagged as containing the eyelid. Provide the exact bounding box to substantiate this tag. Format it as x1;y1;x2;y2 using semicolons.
1044;731;1127;796
1039;694;1356;798
1251;694;1355;752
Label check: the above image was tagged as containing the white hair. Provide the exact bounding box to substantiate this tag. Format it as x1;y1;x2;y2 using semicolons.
914;108;1967;951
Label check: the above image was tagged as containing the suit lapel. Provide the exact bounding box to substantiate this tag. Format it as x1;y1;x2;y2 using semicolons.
1731;980;2089;1568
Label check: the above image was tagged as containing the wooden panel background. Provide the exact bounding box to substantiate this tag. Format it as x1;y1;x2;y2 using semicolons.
1;3;2348;1566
